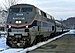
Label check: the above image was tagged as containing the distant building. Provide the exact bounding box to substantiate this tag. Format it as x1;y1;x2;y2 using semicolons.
63;17;75;29
0;10;7;31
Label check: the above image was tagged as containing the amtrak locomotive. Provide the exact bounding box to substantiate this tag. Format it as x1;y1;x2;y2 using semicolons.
6;4;68;48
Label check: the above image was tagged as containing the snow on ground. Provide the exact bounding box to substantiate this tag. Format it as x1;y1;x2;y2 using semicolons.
0;37;23;53
66;29;75;34
0;38;9;49
0;30;75;53
1;49;23;53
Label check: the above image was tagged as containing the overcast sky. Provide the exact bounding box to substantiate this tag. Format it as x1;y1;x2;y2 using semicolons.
0;0;75;20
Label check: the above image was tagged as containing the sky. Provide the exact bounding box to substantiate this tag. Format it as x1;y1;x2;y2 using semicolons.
0;0;75;20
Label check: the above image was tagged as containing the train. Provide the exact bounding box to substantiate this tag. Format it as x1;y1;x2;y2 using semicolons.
6;4;69;48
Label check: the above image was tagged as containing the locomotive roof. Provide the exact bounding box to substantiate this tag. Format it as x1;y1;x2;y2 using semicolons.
10;4;35;8
9;4;55;20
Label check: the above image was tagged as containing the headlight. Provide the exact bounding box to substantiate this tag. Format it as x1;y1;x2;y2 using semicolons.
16;21;21;24
9;25;11;28
19;21;21;23
26;26;28;28
16;21;18;24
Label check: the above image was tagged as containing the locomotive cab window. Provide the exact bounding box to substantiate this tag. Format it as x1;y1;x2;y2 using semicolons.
21;7;33;12
10;8;20;13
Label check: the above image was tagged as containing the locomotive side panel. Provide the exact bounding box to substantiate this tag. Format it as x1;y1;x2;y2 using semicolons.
34;8;56;37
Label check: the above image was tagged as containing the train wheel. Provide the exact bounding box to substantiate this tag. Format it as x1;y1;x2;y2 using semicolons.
32;35;43;45
31;38;37;45
6;40;11;47
40;35;44;42
50;33;54;38
23;38;31;48
6;38;12;47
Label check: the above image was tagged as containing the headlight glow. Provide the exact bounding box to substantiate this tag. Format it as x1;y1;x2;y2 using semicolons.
26;26;28;28
19;21;21;23
16;21;21;24
16;21;18;23
9;25;11;28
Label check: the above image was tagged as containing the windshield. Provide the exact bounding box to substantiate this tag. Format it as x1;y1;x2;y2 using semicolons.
9;8;20;13
21;7;33;12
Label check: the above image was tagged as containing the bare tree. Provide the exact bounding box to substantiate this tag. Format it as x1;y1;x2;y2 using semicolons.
0;5;3;11
2;0;18;10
